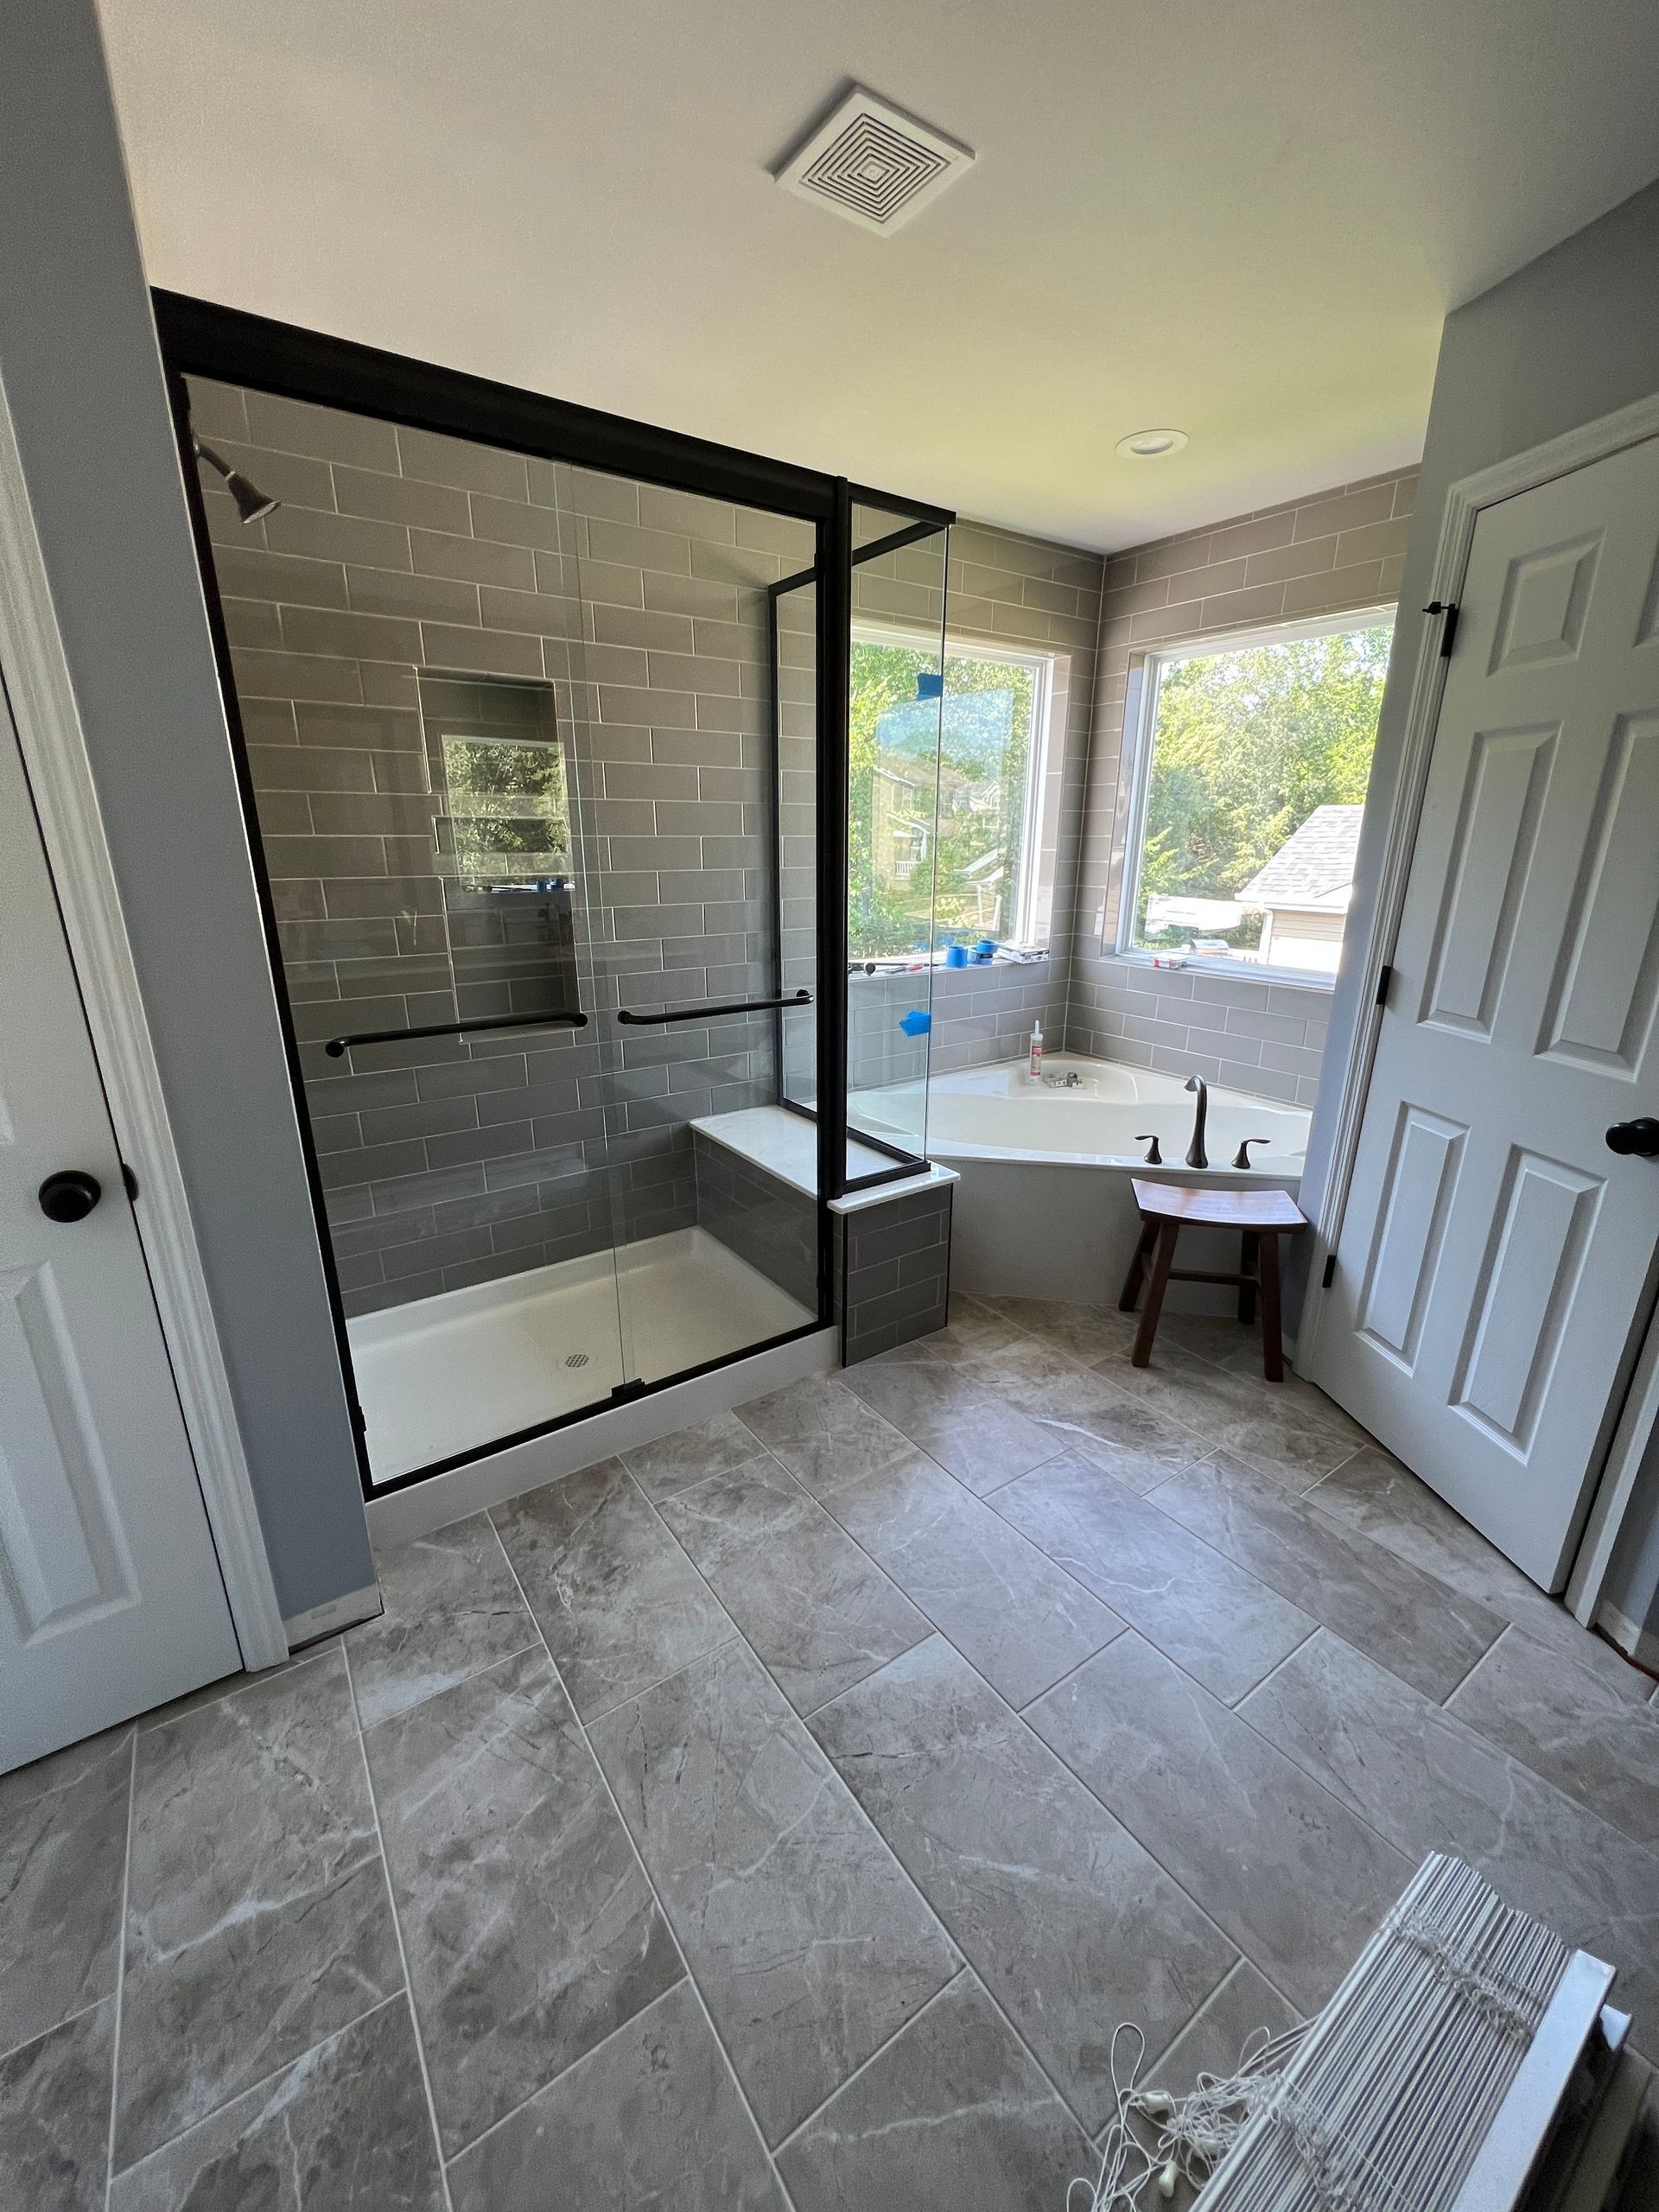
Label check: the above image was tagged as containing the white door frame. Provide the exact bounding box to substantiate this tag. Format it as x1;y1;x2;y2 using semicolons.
0;375;287;1670
1300;387;1659;1624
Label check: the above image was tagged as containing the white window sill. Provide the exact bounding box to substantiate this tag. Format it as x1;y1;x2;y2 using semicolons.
1109;948;1336;994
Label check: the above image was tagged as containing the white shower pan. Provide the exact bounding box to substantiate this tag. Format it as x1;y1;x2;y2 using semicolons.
347;1225;813;1485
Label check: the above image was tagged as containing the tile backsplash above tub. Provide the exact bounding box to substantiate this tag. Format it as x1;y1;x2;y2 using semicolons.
1065;957;1330;1109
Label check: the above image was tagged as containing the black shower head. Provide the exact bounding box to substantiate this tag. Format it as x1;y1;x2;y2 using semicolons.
193;438;279;524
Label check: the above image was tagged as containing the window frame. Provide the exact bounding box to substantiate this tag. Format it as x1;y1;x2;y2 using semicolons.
1114;601;1396;991
849;619;1058;957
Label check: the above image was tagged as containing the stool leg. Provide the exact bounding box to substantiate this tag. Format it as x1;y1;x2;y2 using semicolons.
1238;1230;1259;1325
1132;1223;1179;1367
1119;1219;1159;1311
1258;1231;1284;1382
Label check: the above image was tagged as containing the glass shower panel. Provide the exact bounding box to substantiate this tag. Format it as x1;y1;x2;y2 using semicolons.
843;505;949;1179
551;463;824;1380
181;378;641;1485
773;572;817;1119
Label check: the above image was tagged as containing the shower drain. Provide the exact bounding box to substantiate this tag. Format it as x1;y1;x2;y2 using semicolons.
564;1351;589;1369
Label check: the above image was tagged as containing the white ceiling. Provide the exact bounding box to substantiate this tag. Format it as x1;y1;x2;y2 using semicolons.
98;0;1659;550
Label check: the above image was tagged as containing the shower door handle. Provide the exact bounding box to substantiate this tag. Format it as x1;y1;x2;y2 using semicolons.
615;990;812;1027
324;1009;588;1057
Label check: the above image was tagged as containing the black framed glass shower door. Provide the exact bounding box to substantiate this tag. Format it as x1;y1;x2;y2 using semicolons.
160;315;842;1496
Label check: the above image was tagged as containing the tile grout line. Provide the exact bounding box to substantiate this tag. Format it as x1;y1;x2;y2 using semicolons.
105;1994;411;2192
809;1611;1255;2067
390;1359;1415;2165
1014;1623;1403;2024
601;1439;1028;2147
482;1517;807;2212
994;1297;1370;1471
0;1993;111;2077
1088;1953;1301;2147
766;1428;1129;1715
1143;1446;1514;1708
576;1631;747;1728
340;1638;457;2212
767;1966;973;2159
133;1641;339;1735
583;1433;1119;2158
1435;1616;1513;1710
1223;1624;1427;1863
782;1485;1258;2161
435;1975;691;2177
613;1439;938;1725
102;1726;137;2212
356;1630;544;1732
757;1391;1134;1637
1296;1471;1656;1707
1011;1620;1131;1715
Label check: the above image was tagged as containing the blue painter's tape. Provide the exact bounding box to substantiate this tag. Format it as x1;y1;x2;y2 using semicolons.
915;671;944;699
899;1009;931;1037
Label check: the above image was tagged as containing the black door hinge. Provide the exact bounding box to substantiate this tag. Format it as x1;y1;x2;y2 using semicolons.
609;1378;648;1405
1422;600;1459;657
1322;1255;1337;1290
120;1162;139;1202
350;1403;368;1435
1376;963;1394;1008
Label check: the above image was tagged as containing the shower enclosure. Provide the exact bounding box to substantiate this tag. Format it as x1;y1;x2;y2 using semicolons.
158;297;950;1494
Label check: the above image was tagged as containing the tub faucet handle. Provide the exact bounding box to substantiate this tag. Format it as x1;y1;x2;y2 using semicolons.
1231;1137;1270;1171
1135;1134;1163;1165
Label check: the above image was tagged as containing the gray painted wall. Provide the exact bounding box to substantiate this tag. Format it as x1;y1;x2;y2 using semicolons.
0;0;374;1623
1296;175;1659;1641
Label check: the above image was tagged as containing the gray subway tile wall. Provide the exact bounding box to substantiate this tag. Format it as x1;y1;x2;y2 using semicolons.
188;375;810;1316
1065;468;1418;1105
837;1184;955;1365
691;1133;818;1311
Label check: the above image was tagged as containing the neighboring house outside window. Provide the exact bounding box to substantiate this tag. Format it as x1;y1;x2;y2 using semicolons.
1236;803;1363;976
1119;611;1393;984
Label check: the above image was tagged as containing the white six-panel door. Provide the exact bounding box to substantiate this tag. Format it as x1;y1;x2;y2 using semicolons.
0;686;240;1770
1313;435;1659;1590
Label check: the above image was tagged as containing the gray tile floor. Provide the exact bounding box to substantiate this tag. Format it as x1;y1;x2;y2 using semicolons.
5;1294;1659;2209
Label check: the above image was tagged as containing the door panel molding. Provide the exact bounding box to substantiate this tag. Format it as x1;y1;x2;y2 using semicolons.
0;378;286;1669
0;1262;138;1637
1302;385;1659;1623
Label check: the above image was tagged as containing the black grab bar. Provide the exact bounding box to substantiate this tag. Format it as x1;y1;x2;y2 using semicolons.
614;989;812;1027
324;1009;588;1057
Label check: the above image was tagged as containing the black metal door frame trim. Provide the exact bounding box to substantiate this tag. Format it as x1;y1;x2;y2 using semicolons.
153;293;932;1501
155;290;837;519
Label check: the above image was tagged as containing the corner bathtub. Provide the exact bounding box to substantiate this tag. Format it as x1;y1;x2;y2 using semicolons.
855;1056;1311;1309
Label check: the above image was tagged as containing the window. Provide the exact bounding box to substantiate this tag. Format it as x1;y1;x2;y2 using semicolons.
436;733;570;886
849;632;1053;960
1120;611;1394;982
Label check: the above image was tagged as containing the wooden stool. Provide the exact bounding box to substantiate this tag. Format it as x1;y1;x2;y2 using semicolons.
1118;1179;1307;1380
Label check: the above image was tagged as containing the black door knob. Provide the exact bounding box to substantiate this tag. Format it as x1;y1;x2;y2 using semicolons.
1605;1118;1659;1159
38;1170;102;1223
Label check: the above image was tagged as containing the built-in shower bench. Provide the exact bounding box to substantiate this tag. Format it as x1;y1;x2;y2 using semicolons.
690;1106;959;1363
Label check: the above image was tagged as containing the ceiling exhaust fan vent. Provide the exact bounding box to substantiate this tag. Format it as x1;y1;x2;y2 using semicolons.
775;86;975;235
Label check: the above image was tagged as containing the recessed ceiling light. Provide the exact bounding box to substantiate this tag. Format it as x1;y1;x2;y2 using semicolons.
1116;429;1189;459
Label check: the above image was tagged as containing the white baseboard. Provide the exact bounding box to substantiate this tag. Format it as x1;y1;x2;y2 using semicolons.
365;1325;839;1549
283;1583;383;1650
1594;1600;1659;1674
